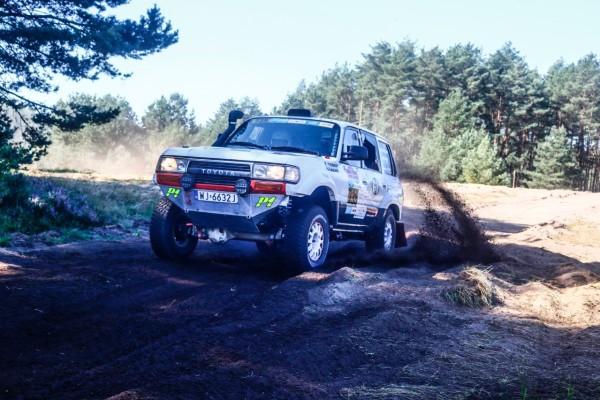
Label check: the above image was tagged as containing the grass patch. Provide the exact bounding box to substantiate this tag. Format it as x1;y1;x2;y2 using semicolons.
36;168;88;174
443;266;497;308
0;233;11;247
0;173;160;240
340;383;475;399
45;176;159;225
42;228;95;245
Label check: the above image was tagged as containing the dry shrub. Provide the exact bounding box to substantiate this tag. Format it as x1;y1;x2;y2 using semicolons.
443;266;497;308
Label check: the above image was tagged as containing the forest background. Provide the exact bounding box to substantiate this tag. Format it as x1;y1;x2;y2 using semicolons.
39;40;600;192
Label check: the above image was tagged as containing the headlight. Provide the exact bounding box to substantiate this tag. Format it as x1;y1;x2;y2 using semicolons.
284;166;300;183
253;164;299;183
158;157;187;172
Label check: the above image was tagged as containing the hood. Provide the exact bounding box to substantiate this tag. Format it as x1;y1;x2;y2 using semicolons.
162;146;319;166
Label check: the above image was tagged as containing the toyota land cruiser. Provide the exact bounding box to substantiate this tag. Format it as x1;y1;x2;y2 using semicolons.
150;109;406;273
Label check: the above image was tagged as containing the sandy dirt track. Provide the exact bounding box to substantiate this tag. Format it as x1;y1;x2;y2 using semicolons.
1;182;599;399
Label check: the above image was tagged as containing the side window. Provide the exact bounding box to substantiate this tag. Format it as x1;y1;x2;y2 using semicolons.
377;141;396;176
341;128;361;168
361;131;380;172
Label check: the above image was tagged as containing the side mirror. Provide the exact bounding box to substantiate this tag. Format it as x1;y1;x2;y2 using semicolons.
342;145;368;161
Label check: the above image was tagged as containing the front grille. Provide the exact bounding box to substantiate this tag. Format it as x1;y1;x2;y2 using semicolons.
196;175;244;186
188;160;250;173
188;159;251;186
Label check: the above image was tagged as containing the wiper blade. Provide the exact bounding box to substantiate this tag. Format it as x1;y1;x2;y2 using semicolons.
227;141;270;150
271;146;319;156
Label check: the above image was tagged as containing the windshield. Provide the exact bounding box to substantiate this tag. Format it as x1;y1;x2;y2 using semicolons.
224;117;340;157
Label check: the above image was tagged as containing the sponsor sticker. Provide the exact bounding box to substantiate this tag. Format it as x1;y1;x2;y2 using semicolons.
344;165;359;180
347;187;359;204
324;161;339;172
166;187;180;198
256;196;276;208
288;119;307;124
345;205;367;219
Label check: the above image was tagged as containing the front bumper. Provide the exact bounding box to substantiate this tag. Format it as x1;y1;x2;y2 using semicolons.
158;184;287;234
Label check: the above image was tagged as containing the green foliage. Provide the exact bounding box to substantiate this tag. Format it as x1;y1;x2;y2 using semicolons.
39;94;145;174
10;35;600;193
414;128;449;178
274;81;309;114
443;129;488;182
0;111;30;176
47;177;159;224
39;92;204;175
416;90;480;179
274;40;599;191
462;135;510;185
202;97;263;144
417;127;509;185
142;93;201;164
431;89;478;137
0;174;159;236
523;127;579;189
0;0;177;178
0;175;102;234
142;93;199;134
545;55;600;191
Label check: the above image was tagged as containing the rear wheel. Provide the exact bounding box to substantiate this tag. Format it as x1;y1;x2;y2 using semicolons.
366;209;396;252
284;206;330;273
150;197;198;261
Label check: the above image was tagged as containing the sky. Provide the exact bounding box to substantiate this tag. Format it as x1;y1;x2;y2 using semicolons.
34;0;600;124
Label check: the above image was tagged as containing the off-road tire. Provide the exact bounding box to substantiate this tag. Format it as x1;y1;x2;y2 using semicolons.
365;209;396;252
283;206;330;274
150;197;198;261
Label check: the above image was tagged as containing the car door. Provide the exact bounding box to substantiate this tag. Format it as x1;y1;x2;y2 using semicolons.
376;139;403;214
335;127;371;228
357;131;385;228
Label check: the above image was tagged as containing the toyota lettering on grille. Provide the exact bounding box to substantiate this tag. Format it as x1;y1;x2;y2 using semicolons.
199;168;250;177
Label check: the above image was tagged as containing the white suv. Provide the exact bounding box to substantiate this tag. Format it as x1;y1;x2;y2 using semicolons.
150;109;406;273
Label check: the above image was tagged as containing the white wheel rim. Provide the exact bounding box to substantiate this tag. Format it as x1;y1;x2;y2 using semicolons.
307;220;325;262
383;219;393;251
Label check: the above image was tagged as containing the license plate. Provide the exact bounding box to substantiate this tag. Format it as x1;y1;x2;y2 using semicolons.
195;190;238;203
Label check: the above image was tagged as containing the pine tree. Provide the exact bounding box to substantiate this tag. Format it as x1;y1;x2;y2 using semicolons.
523;127;578;189
0;0;177;177
462;134;510;185
441;129;487;182
413;47;446;133
545;55;600;191
416;90;478;179
431;89;478;138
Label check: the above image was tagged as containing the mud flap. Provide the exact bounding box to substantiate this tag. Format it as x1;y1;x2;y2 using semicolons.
395;222;407;247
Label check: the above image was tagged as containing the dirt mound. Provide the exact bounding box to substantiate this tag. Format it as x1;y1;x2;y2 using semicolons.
552;263;600;288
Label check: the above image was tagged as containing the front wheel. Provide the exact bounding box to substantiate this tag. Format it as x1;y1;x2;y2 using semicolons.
284;206;330;273
150;197;198;261
365;209;396;252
